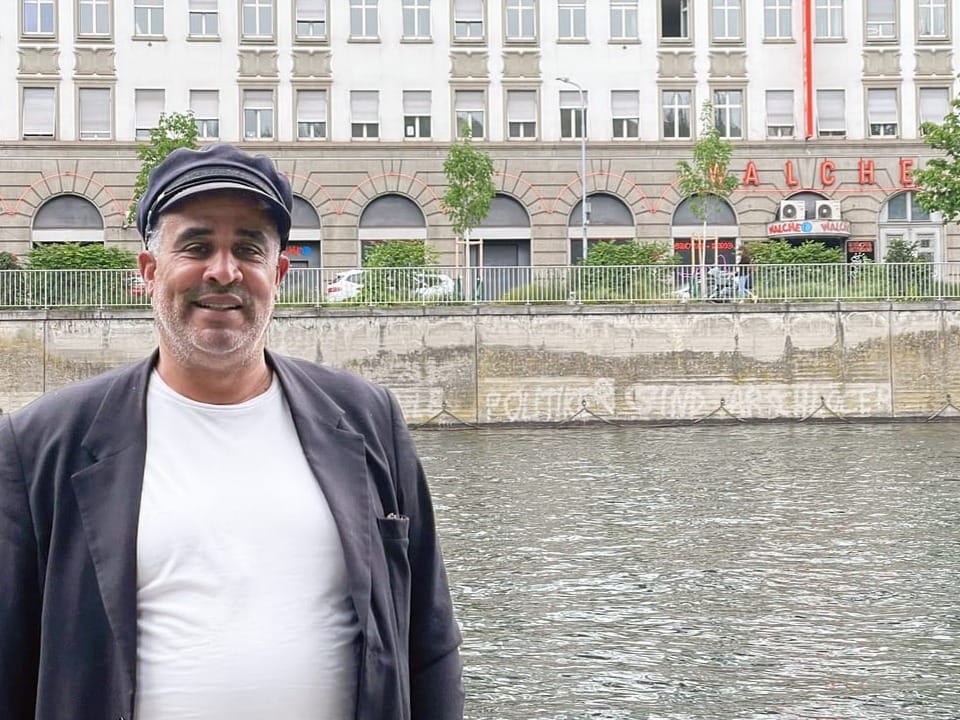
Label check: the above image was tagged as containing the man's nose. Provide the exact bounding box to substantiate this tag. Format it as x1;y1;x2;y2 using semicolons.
202;249;242;286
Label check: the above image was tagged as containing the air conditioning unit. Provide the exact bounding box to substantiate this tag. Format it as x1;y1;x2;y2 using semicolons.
779;200;806;220
815;200;842;220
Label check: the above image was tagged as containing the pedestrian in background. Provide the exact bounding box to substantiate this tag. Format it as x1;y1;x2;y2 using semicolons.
737;246;757;302
0;144;464;720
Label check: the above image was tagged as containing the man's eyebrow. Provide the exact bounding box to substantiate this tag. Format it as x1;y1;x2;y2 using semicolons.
171;226;214;245
170;226;272;246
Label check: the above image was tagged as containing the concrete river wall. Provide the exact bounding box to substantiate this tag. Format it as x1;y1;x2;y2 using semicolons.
2;303;959;424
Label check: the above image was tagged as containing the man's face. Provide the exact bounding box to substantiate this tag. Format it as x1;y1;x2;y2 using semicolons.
138;189;289;373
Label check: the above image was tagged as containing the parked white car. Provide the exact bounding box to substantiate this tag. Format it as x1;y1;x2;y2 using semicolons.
325;270;456;302
325;269;366;302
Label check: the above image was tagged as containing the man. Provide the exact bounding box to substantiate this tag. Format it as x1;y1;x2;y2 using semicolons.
0;144;464;720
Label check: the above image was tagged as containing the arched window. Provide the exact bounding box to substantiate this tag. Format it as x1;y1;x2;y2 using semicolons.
358;194;427;260
671;194;738;266
32;195;104;244
287;196;322;268
568;192;634;263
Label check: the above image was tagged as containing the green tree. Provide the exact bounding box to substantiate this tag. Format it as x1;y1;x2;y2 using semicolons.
442;128;496;242
580;240;679;302
27;243;137;270
126;111;200;225
0;251;20;270
355;240;442;304
363;239;439;268
914;99;960;222
0;251;22;307
676;101;740;296
442;128;495;300
25;243;138;307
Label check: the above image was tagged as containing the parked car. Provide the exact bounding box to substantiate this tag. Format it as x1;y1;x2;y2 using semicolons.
415;272;456;300
325;270;456;302
325;269;366;301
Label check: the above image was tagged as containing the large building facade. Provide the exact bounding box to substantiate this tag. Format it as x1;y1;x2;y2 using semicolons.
0;0;958;273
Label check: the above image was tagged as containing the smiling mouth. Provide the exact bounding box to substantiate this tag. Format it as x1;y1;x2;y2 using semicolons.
194;301;243;311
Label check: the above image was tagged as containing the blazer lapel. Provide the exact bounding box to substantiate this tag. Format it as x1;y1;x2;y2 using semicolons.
271;355;373;630
70;356;154;692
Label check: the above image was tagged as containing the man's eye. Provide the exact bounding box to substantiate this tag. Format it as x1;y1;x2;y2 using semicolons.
236;245;266;258
182;244;210;255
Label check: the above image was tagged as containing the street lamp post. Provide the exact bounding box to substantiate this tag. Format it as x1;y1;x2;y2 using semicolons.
557;76;588;264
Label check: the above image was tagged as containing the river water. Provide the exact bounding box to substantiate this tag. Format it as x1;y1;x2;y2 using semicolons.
414;422;960;720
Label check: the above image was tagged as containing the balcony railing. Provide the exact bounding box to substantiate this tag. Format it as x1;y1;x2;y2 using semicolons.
1;263;959;309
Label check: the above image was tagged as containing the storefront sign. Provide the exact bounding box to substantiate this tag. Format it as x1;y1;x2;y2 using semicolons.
846;240;875;263
767;219;851;238
742;158;915;188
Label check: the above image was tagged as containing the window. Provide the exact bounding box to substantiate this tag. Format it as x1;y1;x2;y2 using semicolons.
661;0;689;40
610;0;638;40
134;0;164;36
350;0;378;38
454;89;484;139
22;87;56;138
453;0;483;39
918;0;947;39
403;90;431;138
886;192;931;222
816;89;845;137
295;0;325;38
506;89;537;139
297;89;327;139
558;0;584;39
23;0;55;34
865;0;895;40
662;89;691;138
190;90;219;139
880;193;941;266
765;90;794;137
918;87;950;131
78;87;112;139
763;0;791;39
243;89;274;139
560;90;587;139
78;0;110;36
135;89;164;140
713;89;743;138
815;0;843;39
506;0;535;40
867;87;898;137
611;90;639;138
242;0;273;38
402;0;429;38
351;90;379;138
712;0;741;41
189;0;218;36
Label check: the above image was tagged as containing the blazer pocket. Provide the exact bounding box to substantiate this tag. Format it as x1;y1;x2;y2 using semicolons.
377;513;410;541
377;514;411;639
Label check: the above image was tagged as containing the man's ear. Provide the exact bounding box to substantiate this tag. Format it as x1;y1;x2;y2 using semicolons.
138;251;157;294
276;254;290;285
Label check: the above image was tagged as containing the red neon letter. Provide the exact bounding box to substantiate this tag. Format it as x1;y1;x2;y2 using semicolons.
784;161;799;187
742;161;759;186
858;159;875;185
820;160;836;186
900;158;915;186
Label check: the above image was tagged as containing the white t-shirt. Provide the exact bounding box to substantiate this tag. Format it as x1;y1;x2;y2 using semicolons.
135;371;359;720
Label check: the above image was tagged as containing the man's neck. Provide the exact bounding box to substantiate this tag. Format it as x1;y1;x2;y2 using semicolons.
154;352;273;405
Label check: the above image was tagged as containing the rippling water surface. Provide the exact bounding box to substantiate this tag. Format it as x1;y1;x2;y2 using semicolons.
414;423;960;720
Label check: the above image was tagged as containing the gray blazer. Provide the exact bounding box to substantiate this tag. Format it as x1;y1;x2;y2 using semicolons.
0;351;464;720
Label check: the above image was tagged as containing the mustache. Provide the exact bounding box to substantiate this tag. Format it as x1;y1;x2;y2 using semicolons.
186;283;252;304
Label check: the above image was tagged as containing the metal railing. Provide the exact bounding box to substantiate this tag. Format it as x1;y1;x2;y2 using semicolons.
1;263;959;309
